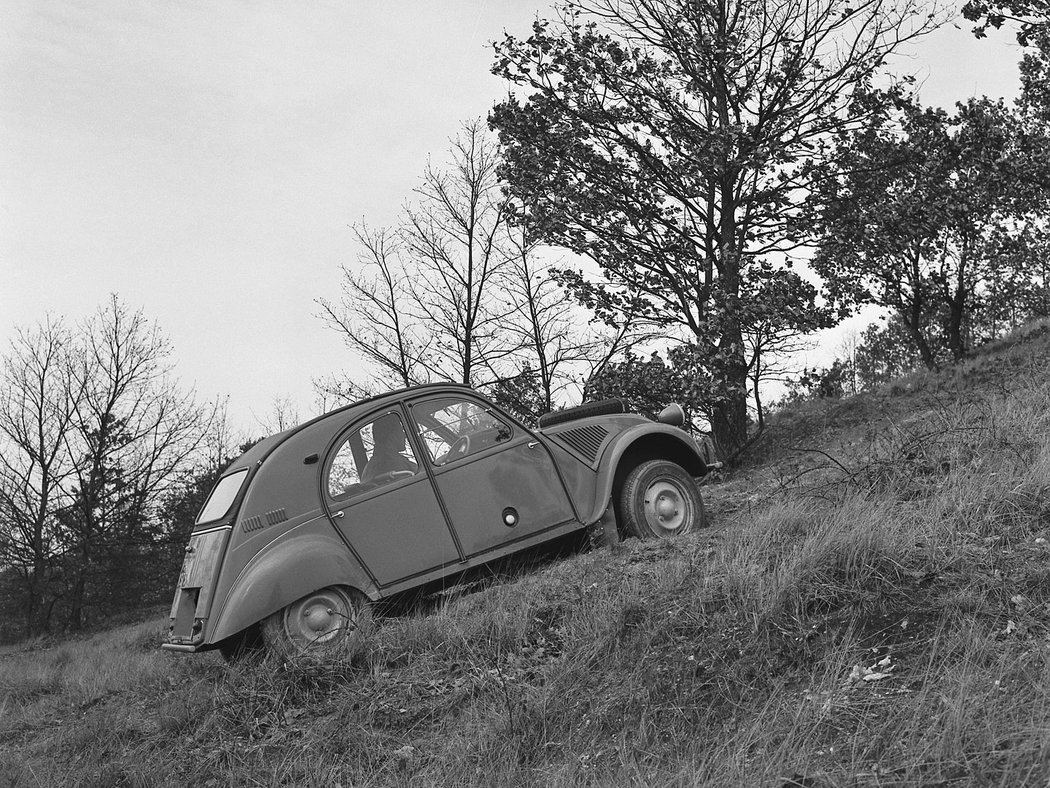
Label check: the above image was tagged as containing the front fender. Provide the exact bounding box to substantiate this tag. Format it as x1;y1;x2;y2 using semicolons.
584;424;708;524
207;517;376;644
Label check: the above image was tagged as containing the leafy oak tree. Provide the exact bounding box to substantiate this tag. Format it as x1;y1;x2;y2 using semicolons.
964;0;1050;127
964;0;1048;43
490;0;941;458
852;318;924;388
808;94;1050;365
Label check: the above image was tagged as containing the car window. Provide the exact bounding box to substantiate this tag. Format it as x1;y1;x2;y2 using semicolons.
411;398;513;466
327;411;419;500
196;468;249;524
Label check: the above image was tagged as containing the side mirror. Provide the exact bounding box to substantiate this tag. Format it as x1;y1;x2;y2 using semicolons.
657;403;685;427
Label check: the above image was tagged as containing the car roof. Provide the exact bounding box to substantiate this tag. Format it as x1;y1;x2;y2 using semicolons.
226;382;477;474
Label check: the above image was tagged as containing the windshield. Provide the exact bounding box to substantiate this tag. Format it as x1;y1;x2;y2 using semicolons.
196;469;248;524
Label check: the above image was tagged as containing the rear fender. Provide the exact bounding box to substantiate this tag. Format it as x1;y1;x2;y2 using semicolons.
208;518;376;644
585;425;708;525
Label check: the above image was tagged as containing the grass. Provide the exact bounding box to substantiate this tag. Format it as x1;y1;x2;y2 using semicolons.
3;323;1050;786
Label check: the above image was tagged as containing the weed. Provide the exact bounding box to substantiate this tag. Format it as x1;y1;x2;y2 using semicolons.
5;323;1050;786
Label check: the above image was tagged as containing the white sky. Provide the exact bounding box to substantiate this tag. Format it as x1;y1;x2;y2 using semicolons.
0;1;1026;432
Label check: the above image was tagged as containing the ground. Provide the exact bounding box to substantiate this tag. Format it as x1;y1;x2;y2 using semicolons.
2;321;1050;787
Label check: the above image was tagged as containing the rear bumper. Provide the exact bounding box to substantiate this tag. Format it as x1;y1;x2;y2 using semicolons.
160;642;199;653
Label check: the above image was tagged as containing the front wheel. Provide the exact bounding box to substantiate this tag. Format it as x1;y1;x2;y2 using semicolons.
261;585;371;660
619;460;706;539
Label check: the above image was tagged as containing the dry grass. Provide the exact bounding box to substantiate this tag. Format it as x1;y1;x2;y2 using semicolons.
3;323;1050;787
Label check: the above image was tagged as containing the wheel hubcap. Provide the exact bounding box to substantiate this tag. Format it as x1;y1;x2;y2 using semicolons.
287;592;351;645
302;605;334;633
643;480;687;533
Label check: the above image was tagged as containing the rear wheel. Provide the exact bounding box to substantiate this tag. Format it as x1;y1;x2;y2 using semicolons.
619;460;706;539
217;626;263;662
261;585;371;659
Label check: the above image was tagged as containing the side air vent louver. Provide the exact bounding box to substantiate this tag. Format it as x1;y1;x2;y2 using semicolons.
242;508;287;534
242;515;264;533
559;424;609;463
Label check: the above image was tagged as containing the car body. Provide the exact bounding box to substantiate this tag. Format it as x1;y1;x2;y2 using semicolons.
162;383;710;656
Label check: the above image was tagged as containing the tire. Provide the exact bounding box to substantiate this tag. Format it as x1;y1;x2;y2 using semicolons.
619;460;706;539
261;585;371;660
217;626;263;662
537;398;625;429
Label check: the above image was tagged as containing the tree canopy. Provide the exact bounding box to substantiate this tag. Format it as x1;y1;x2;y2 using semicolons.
490;0;941;457
807;93;1050;366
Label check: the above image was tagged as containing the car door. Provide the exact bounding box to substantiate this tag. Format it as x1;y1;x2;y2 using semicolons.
323;407;462;586
407;395;577;558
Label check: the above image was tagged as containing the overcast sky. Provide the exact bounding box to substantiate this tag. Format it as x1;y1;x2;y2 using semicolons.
0;1;1025;432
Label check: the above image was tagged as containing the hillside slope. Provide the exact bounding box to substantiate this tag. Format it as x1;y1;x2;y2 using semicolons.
3;322;1050;787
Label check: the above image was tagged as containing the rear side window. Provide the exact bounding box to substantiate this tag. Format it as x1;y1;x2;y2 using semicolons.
196;469;249;524
327;411;419;500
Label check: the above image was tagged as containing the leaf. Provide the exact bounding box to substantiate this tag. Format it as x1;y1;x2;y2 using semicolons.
847;664;869;682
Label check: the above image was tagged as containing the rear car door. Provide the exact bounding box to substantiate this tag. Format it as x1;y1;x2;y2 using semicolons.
323;407;461;586
408;395;577;558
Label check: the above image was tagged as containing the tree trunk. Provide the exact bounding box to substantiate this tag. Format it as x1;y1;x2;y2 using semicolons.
903;319;938;369
900;293;937;369
947;298;966;361
947;251;968;361
710;393;749;462
67;560;89;631
710;322;750;462
751;367;764;433
26;555;49;637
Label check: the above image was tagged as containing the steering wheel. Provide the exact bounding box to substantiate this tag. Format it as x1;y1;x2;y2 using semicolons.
437;434;471;465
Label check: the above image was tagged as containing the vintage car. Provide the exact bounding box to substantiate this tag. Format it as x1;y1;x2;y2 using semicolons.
162;384;711;658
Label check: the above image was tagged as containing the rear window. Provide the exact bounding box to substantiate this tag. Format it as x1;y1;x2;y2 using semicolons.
196;469;248;524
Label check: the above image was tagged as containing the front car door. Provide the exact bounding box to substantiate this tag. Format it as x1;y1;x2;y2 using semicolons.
407;395;577;558
323;407;461;586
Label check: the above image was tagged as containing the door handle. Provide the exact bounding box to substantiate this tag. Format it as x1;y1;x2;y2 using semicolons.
332;511;344;519
528;441;539;448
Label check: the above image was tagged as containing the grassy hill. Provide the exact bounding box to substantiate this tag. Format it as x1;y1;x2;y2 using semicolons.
3;321;1050;787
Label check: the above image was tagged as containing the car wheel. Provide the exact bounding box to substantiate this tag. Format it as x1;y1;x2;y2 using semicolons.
217;626;263;662
261;585;370;659
619;460;706;539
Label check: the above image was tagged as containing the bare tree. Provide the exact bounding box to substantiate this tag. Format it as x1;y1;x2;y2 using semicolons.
743;320;814;431
402;120;518;385
59;296;208;630
0;319;79;635
497;222;634;414
253;394;303;436
0;298;211;633
319;121;520;396
199;397;244;474
317;224;433;391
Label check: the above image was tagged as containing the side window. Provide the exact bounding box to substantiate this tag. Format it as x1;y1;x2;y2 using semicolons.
326;411;419;500
411;398;513;466
196;468;248;524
